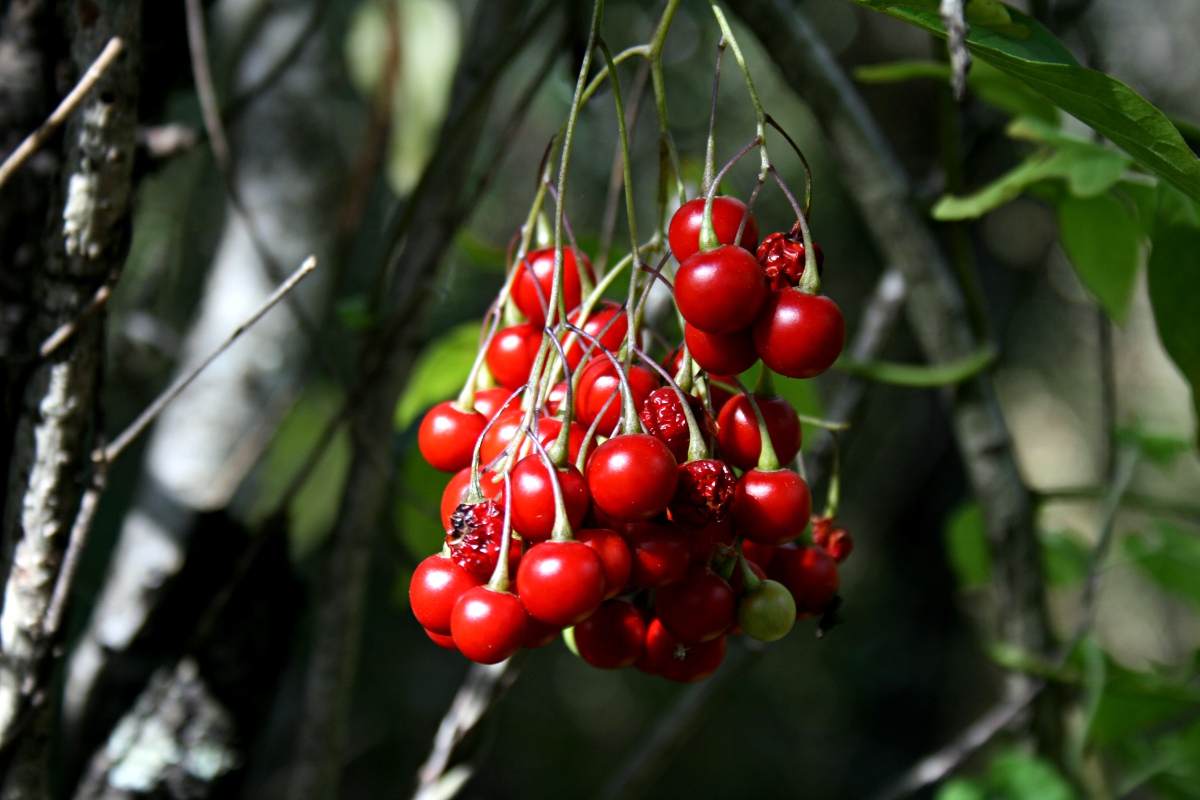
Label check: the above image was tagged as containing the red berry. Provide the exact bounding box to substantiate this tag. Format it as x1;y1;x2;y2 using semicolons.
716;392;802;472
564;300;628;371
752;289;846;379
418;401;488;473
638;387;715;463
668;459;737;528
573;599;646;669
512;247;594;327
439;468;504;530
522;608;561;649
508;456;590;543
473;387;514;420
731;468;812;546
756;230;823;292
643;618;727;683
689;518;735;563
622;520;691;589
586;434;678;523
576;359;659;437
425;628;459;650
824;528;854;563
684;324;759;377
655;567;736;644
516;540;606;626
575;528;633;600
668;196;759;264
768;545;840;618
486;323;543;390
446;500;522;579
674;246;769;335
740;540;777;571
450;586;526;664
410;554;484;635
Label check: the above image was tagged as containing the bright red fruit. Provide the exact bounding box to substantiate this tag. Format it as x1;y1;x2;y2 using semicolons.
564;300;627;370
573;599;646;669
586;434;679;522
473;387;514;420
446;500;522;579
768;545;840;618
522;609;561;649
622;520;691;589
740;540;777;571
668;196;759;263
575;528;632;599
418;401;488;473
752;290;846;379
731;468;812;546
642;618;727;682
655;567;736;644
674;246;769;335
716;392;802;471
576;359;659;437
450;587;526;664
486;323;543;390
410;554;484;635
439;468;504;530
508;456;589;542
684;324;758;377
425;629;459;650
516;541;606;626
668;459;737;528
512;247;594;327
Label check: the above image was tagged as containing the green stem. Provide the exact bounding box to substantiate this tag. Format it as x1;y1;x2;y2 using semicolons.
545;334;575;466
700;134;762;253
734;375;780;472
527;433;578;543
486;472;516;592
823;432;841;518
736;541;764;594
702;41;725;196
768;165;820;294
709;2;769;175
633;345;708;462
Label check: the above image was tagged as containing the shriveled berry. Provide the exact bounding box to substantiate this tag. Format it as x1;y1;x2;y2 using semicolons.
668;459;737;528
639;387;716;463
756;227;823;292
446;500;521;579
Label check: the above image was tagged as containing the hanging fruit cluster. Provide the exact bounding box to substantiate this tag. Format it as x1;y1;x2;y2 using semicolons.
409;187;854;681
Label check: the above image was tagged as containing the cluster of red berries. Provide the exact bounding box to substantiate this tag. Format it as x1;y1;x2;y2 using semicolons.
408;195;853;682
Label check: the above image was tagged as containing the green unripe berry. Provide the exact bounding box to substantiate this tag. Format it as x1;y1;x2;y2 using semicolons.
737;579;796;642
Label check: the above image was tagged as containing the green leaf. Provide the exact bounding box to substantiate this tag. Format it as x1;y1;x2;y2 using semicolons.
394;321;482;430
988;751;1078;800
1088;653;1200;744
1123;521;1200;609
844;2;1200;203
855;59;1059;123
1056;193;1143;323
835;346;996;386
944;501;992;589
1040;529;1089;587
1147;184;1200;448
935;779;986;800
933;152;1063;220
1116;426;1193;466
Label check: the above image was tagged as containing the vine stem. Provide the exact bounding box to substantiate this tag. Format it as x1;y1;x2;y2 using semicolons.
632;346;708;462
770;166;821;294
733;375;781;472
708;2;769;175
702;40;726;196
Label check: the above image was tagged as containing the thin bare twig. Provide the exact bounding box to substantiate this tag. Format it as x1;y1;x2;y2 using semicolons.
0;37;124;190
39;275;117;358
184;0;230;172
102;256;317;464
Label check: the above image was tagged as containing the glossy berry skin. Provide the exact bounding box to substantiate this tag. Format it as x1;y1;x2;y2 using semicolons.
486;323;543;390
450;587;526;664
642;619;727;683
684;324;758;377
740;540;777;571
668;459;737;529
509;456;590;542
512;247;593;327
425;628;459;650
586;434;679;523
737;579;797;642
731;468;812;546
564;300;628;370
521;609;561;649
717;393;802;472
572;599;646;669
668;196;759;264
639;388;715;464
410;554;484;635
622;520;691;589
446;500;522;579
674;246;769;335
576;360;659;437
418;401;488;473
478;412;589;467
768;545;840;618
752;289;846;379
516;541;606;626
575;528;633;599
439;468;504;530
655;567;736;644
473;387;515;421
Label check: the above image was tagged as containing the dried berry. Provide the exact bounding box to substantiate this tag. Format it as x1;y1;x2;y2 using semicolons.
639;387;716;463
669;459;737;528
756;225;823;292
446;500;520;579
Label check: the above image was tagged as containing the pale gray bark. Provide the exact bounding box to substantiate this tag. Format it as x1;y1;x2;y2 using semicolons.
62;0;345;777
